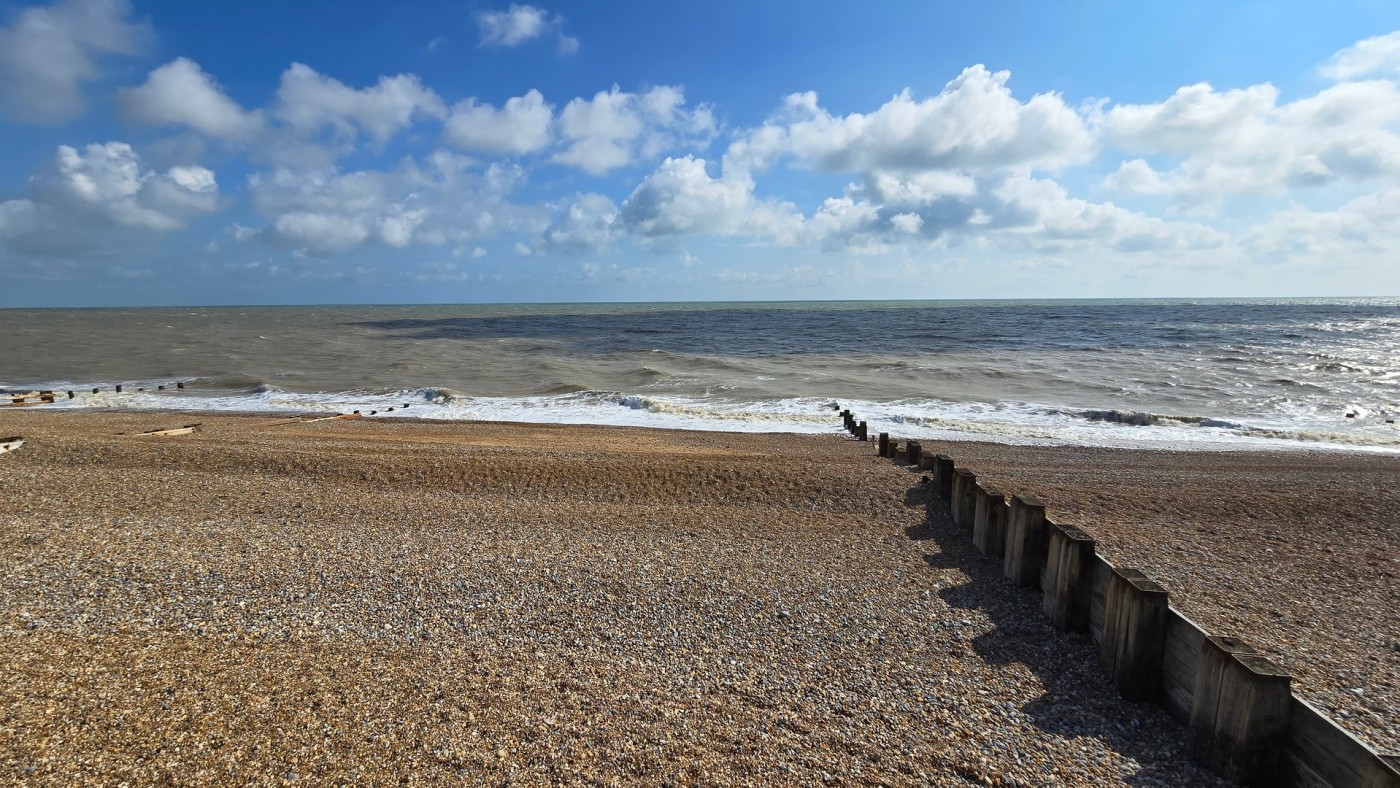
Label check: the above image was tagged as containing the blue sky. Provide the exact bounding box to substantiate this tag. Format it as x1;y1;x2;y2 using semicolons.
2;0;1400;306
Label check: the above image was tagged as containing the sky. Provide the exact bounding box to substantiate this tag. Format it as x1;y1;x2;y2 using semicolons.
2;1;1400;306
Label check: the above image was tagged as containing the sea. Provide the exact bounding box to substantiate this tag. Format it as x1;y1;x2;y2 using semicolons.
2;298;1398;453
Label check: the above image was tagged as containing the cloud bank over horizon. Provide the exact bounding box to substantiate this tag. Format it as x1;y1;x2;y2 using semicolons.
1;0;1398;304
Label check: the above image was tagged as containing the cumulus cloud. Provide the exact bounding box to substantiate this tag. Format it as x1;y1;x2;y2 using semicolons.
1101;80;1400;205
1321;30;1400;81
541;193;619;251
245;153;545;255
619;155;801;241
443;89;553;154
274;63;447;145
1245;188;1400;259
990;173;1226;253
554;85;716;174
0;0;151;122
724;66;1095;176
37;142;218;230
0;141;219;256
477;4;576;53
119;57;264;142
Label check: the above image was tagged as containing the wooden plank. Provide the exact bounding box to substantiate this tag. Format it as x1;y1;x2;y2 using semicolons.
972;486;1008;559
1101;567;1169;702
0;436;23;454
129;423;202;437
1042;522;1096;632
1003;495;1048;588
1161;607;1208;725
299;413;363;424
934;455;954;501
1088;553;1112;645
1188;637;1292;786
1285;696;1400;788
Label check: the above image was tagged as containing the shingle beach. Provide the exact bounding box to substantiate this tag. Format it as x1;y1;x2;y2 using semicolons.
1;411;1393;783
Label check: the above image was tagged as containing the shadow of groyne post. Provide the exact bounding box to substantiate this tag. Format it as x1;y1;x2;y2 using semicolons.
902;481;1216;786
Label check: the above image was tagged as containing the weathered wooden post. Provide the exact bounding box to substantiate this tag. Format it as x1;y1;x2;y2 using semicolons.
177;382;185;389
1100;568;1169;702
973;486;1008;558
857;421;868;441
115;384;123;393
1042;522;1097;632
92;388;100;394
1003;495;1049;588
1188;636;1292;786
878;433;889;457
949;468;967;522
67;391;75;399
907;441;922;465
934;455;954;501
158;384;165;390
952;469;978;529
918;452;936;470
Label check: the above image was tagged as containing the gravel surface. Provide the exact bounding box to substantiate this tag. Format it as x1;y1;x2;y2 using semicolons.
917;440;1400;754
0;411;1227;785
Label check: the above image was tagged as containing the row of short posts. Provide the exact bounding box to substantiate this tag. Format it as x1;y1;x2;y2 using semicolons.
894;445;1298;786
839;409;868;441
7;382;188;405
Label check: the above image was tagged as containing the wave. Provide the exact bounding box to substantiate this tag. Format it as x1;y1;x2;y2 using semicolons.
1067;408;1244;429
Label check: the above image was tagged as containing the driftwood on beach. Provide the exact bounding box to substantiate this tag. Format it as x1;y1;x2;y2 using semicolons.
126;423;202;437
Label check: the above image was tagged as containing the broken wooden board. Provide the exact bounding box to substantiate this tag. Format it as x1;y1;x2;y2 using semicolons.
298;413;363;424
267;413;362;426
127;423;202;437
0;436;23;454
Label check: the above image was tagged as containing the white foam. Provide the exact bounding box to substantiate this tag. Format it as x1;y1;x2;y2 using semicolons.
23;386;1400;453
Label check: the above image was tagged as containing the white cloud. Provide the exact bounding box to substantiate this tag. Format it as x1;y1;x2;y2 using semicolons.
274;63;447;145
0;0;151;122
1321;30;1400;81
0;141;219;256
478;4;546;46
1102;159;1170;195
246;154;545;255
1102;80;1400;205
542;193;619;251
119;57;264;142
724;66;1095;176
619;155;801;241
1245;188;1400;259
477;4;576;53
38;142;219;231
554;85;716;174
990;173;1226;253
443;89;553;154
890;212;923;234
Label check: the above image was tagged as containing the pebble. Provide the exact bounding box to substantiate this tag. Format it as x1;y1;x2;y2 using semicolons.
0;412;1234;784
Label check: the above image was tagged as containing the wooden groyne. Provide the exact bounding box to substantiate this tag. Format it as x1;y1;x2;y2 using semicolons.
846;414;1400;788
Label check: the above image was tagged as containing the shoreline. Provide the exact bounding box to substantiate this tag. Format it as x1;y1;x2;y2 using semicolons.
7;398;1400;456
1;409;1395;780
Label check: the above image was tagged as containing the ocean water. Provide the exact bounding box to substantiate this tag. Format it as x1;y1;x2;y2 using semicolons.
2;299;1398;452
